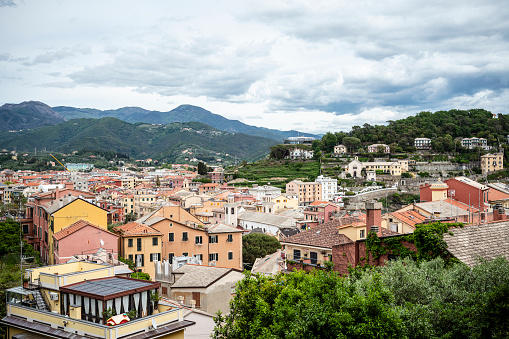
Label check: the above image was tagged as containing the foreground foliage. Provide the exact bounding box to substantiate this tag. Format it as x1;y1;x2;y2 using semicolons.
214;257;509;339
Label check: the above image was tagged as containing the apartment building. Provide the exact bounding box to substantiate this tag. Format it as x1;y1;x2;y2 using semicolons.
481;153;504;176
345;157;402;178
286;180;322;206
315;175;338;201
461;137;488;150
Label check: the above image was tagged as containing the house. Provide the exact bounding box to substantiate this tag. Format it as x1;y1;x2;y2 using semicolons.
2;262;193;338
251;250;285;276
267;194;299;211
53;220;119;264
367;143;390;153
481;153;503;175
237;210;297;234
287;147;314;160
170;264;244;315
114;222;163;279
286;180;322;205
248;185;282;201
302;201;340;228
461;137;488;150
414;137;432;150
40;196;108;264
381;210;427;234
333;144;348;155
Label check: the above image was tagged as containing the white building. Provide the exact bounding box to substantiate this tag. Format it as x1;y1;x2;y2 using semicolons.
333;144;347;155
414;137;432;150
315;175;338;201
248;185;282;201
461;137;489;150
288;148;314;160
367;144;390;153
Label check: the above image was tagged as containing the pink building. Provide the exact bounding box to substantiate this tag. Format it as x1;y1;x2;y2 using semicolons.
303;201;340;228
52;220;119;264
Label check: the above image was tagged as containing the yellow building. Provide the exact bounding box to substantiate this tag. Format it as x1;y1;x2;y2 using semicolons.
481;153;504;175
270;194;299;211
114;223;163;280
3;262;192;338
45;196;107;265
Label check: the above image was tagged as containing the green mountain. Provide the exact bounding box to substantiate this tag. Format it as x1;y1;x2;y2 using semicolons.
0;101;66;132
0;118;277;163
52;104;318;141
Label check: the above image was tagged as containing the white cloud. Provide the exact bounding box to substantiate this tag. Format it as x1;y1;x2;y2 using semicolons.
1;0;509;134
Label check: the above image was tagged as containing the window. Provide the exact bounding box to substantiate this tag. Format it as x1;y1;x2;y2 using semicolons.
128;254;133;261
293;249;301;260
152;237;158;246
209;235;218;243
150;253;161;262
182;232;188;241
128;239;133;247
168;253;174;263
227;234;233;242
45;231;48;244
182;252;188;257
137;238;142;251
195;254;203;261
22;224;29;234
209;253;218;261
360;229;365;239
310;252;318;265
168;233;174;242
135;254;144;267
195;236;202;244
228;252;233;260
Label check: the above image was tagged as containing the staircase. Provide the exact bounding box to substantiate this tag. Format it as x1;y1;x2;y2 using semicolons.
32;290;49;311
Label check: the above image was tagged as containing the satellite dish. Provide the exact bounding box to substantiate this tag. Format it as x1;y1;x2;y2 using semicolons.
152;319;157;330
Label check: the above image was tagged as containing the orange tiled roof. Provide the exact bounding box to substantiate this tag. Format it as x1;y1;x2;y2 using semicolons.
488;187;509;202
389;210;427;228
113;222;162;236
53;220;116;241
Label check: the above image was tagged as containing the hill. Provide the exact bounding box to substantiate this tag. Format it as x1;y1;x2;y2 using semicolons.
52;104;318;141
0;101;66;132
0;118;277;163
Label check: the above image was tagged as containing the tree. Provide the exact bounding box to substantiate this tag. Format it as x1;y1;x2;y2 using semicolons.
242;233;281;269
124;213;137;223
131;272;151;280
321;132;337;153
155;175;160;187
343;137;361;153
197;162;208;175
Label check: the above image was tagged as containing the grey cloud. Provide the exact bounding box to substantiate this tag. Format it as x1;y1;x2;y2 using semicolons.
0;0;16;7
68;38;275;100
23;46;90;66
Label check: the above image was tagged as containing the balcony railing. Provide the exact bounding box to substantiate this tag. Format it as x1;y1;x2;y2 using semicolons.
6;302;182;339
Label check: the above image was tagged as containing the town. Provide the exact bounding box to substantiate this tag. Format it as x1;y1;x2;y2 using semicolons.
1;125;509;338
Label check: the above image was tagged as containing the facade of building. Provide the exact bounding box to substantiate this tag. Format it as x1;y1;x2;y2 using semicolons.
333;144;347;155
283;136;316;145
481;153;503;175
367;143;390;153
286;180;322;205
2;262;193;338
461;137;488;150
288;148;314;160
414;137;432;150
345;157;402;178
315;175;338;201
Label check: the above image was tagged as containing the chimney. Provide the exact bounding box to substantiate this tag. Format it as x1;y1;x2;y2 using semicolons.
366;201;382;236
55;186;60;198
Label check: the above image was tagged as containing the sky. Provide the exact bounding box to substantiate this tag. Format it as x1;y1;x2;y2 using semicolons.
1;0;509;134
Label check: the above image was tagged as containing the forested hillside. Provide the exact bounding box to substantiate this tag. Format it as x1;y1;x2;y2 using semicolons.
316;109;506;153
0;118;278;163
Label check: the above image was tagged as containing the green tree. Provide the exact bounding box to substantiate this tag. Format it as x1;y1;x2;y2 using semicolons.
242;233;281;269
343;137;361;153
155;175;160;187
197;162;208;175
131;272;151;280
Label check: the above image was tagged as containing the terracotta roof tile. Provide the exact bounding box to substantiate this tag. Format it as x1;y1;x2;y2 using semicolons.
283;220;353;249
53;220;116;241
113;222;162;236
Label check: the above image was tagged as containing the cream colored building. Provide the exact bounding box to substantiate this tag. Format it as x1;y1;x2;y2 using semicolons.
334;144;347;155
481;153;503;175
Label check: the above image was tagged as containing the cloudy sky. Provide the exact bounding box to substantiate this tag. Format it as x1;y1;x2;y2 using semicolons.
1;0;509;134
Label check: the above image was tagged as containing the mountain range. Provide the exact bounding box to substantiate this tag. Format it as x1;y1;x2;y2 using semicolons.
0;117;277;163
51;104;318;141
